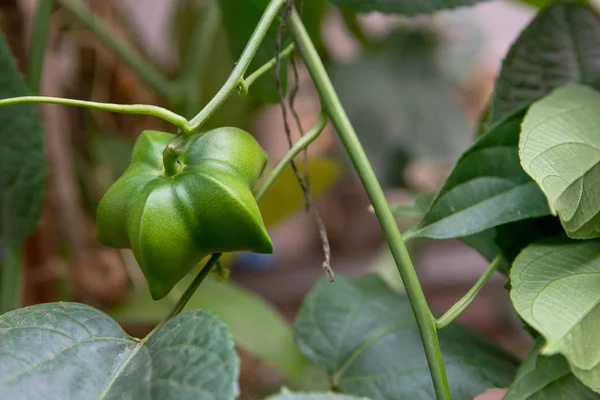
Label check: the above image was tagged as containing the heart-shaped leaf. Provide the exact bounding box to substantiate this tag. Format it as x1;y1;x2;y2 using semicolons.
0;33;46;246
294;274;518;399
328;0;488;16
0;302;239;399
504;340;600;400
488;3;600;124
520;83;600;239
405;106;550;241
266;388;368;399
510;238;600;392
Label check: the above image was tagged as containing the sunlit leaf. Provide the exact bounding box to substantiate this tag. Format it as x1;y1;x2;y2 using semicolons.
520;84;600;238
510;238;600;392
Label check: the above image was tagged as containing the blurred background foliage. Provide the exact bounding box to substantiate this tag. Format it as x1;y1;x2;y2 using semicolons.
0;0;540;397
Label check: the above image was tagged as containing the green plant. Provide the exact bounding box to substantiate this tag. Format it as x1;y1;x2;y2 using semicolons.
3;0;600;399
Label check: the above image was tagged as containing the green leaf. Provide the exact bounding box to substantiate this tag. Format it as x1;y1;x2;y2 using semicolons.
510;238;600;392
489;3;600;124
406;106;550;240
328;0;487;15
0;302;239;399
294;274;518;399
0;34;46;246
266;388;368;399
505;339;600;400
520;83;600;239
110;274;308;384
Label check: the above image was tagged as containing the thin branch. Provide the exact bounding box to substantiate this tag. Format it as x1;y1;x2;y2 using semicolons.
187;0;288;131
243;43;295;89
255;111;328;201
146;254;222;337
435;255;503;330
0;96;190;132
275;0;333;282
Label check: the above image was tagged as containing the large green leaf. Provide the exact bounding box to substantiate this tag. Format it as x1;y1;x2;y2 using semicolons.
520;84;600;239
489;3;600;124
328;0;487;15
510;238;600;392
294;274;518;399
0;302;239;399
405;106;550;240
110;274;307;384
504;340;600;400
266;388;368;399
0;34;46;246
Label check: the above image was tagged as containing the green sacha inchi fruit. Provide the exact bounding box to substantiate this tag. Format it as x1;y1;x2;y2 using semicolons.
96;127;273;300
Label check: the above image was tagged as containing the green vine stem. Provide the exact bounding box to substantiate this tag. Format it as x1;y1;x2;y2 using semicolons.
288;9;452;399
28;0;53;94
435;255;502;330
0;96;191;132
255;110;327;199
187;0;287;131
244;43;295;90
55;0;175;100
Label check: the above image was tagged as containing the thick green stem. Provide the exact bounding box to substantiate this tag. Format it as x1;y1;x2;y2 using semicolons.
435;255;502;330
0;96;190;132
28;0;53;94
55;0;174;100
255;111;327;200
1;246;22;314
289;10;452;399
188;0;287;131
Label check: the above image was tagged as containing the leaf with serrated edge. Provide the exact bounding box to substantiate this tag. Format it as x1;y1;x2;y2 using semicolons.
294;274;518;399
489;3;600;124
0;302;239;400
520;83;600;239
406;106;549;240
505;339;600;400
510;238;600;393
328;0;488;16
0;34;46;245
